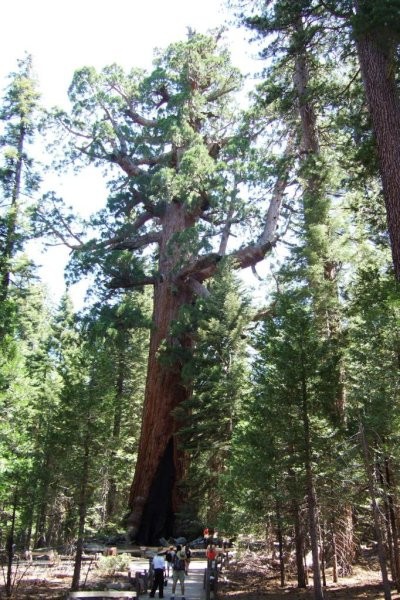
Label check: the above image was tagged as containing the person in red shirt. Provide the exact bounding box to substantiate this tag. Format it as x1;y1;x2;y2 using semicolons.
206;544;217;562
203;527;209;548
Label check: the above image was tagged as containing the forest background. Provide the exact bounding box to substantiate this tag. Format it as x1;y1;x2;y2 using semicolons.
2;1;400;600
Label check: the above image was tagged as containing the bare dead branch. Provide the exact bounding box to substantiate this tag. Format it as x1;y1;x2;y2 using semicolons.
259;138;294;245
177;139;292;282
218;181;239;255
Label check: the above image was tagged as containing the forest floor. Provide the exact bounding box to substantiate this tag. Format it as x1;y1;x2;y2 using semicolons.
220;550;398;600
2;549;399;600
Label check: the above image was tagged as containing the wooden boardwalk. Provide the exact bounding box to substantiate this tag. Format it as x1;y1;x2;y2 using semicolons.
130;558;208;600
170;559;207;600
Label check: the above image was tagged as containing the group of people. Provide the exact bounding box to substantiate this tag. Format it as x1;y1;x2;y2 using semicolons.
149;537;223;599
149;544;191;600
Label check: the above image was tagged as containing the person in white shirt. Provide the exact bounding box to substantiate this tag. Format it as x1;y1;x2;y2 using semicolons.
150;548;166;599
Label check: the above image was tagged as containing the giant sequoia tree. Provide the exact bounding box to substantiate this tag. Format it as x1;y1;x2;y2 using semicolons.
37;33;291;542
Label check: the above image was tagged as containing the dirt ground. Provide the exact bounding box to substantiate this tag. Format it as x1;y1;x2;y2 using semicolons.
220;552;399;600
1;551;399;600
0;557;130;599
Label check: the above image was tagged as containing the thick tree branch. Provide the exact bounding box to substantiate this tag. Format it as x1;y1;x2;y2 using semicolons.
177;142;292;282
184;276;211;298
108;275;156;288
106;231;161;251
125;108;157;128
130;210;154;232
178;253;223;281
110;148;175;176
177;238;278;285
110;151;157;176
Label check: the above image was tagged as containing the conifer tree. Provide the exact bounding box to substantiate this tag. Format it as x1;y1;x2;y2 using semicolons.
0;283;61;597
0;55;41;306
81;290;151;529
350;0;400;280
345;259;400;596
35;33;291;541
238;3;355;595
172;262;251;534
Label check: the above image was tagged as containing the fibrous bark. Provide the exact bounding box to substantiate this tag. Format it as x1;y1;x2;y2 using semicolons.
353;0;400;279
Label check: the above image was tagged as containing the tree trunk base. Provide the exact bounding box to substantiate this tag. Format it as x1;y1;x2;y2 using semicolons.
128;439;176;545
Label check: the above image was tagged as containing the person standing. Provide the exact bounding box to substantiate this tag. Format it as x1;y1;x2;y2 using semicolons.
203;527;209;548
184;545;191;575
171;545;186;600
150;548;166;599
165;545;174;577
206;544;217;567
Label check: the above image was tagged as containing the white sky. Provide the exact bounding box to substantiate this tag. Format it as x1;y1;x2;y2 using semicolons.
2;0;257;108
2;0;264;308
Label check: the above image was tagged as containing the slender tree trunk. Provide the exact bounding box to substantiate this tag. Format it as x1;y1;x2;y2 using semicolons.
5;490;18;598
34;452;52;548
385;459;400;591
338;506;355;576
320;524;326;588
276;503;285;587
353;0;400;280
21;487;35;551
301;354;324;600
332;528;338;583
359;423;391;600
379;457;400;591
71;435;91;591
292;498;307;588
378;461;396;586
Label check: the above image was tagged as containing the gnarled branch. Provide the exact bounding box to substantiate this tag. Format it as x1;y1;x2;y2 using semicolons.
107;231;161;251
125;108;157;128
183;276;211;298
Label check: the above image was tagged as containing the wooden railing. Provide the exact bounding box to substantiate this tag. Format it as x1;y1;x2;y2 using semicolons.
66;591;136;598
203;559;219;600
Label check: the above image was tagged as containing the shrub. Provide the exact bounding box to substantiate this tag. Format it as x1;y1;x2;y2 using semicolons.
96;553;131;575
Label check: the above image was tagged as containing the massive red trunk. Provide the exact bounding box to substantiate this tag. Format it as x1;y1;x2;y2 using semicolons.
125;202;195;543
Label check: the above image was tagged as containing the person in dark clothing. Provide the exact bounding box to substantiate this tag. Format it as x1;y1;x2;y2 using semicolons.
184;545;191;575
150;548;166;599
